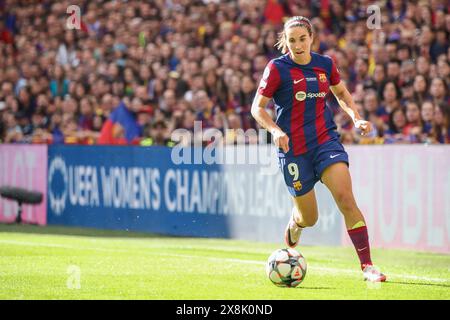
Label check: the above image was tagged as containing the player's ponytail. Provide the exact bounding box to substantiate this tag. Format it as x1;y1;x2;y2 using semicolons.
275;16;314;54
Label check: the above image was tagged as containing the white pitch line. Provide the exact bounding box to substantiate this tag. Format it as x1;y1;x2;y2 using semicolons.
0;239;448;284
157;252;450;284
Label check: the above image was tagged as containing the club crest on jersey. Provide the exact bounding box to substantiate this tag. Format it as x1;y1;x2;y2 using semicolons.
319;73;327;83
293;180;302;191
295;91;306;101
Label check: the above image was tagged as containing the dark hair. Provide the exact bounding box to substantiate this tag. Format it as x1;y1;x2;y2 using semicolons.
388;108;406;133
152;119;167;129
275;16;314;54
430;102;449;143
398;44;412;55
405;100;423;127
380;80;402;101
387;59;401;66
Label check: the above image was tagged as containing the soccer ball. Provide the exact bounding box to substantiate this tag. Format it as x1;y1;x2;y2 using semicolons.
266;248;307;287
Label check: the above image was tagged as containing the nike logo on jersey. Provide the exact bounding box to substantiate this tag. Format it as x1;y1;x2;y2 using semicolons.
357;247;367;252
330;154;341;159
293;78;304;84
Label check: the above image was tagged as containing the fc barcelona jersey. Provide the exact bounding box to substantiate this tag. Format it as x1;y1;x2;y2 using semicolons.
258;52;341;157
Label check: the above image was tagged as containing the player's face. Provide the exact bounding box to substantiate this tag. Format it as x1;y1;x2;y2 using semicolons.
285;26;313;60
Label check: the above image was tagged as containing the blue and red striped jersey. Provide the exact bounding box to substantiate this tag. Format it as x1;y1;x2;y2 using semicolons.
258;52;341;157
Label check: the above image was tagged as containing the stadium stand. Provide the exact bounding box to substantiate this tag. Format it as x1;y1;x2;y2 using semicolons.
0;0;448;145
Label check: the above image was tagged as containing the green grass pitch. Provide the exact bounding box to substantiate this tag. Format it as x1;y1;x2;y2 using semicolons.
0;224;449;300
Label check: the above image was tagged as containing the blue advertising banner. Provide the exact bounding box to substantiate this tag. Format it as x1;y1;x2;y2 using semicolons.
47;145;343;244
47;145;233;237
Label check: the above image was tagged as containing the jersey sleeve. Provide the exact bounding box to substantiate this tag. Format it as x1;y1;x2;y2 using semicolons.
257;60;281;98
329;57;341;86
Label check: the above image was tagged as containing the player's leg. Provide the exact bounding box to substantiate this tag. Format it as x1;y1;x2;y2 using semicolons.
279;154;318;248
320;162;386;282
285;189;319;248
320;162;363;229
292;189;318;227
313;140;366;229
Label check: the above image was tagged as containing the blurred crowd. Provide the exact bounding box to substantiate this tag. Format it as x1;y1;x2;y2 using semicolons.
0;0;449;146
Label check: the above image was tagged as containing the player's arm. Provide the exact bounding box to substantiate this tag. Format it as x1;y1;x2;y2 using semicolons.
251;93;289;153
330;81;372;136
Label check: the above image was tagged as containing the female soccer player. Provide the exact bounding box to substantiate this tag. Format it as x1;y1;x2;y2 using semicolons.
251;16;386;282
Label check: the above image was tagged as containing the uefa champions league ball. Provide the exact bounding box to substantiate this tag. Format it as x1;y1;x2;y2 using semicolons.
266;248;307;287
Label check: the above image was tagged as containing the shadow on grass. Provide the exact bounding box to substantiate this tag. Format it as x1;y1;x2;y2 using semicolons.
0;223;170;239
299;286;335;290
385;280;450;289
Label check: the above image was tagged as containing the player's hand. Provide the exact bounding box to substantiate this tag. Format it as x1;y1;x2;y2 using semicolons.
354;119;372;136
271;128;290;153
